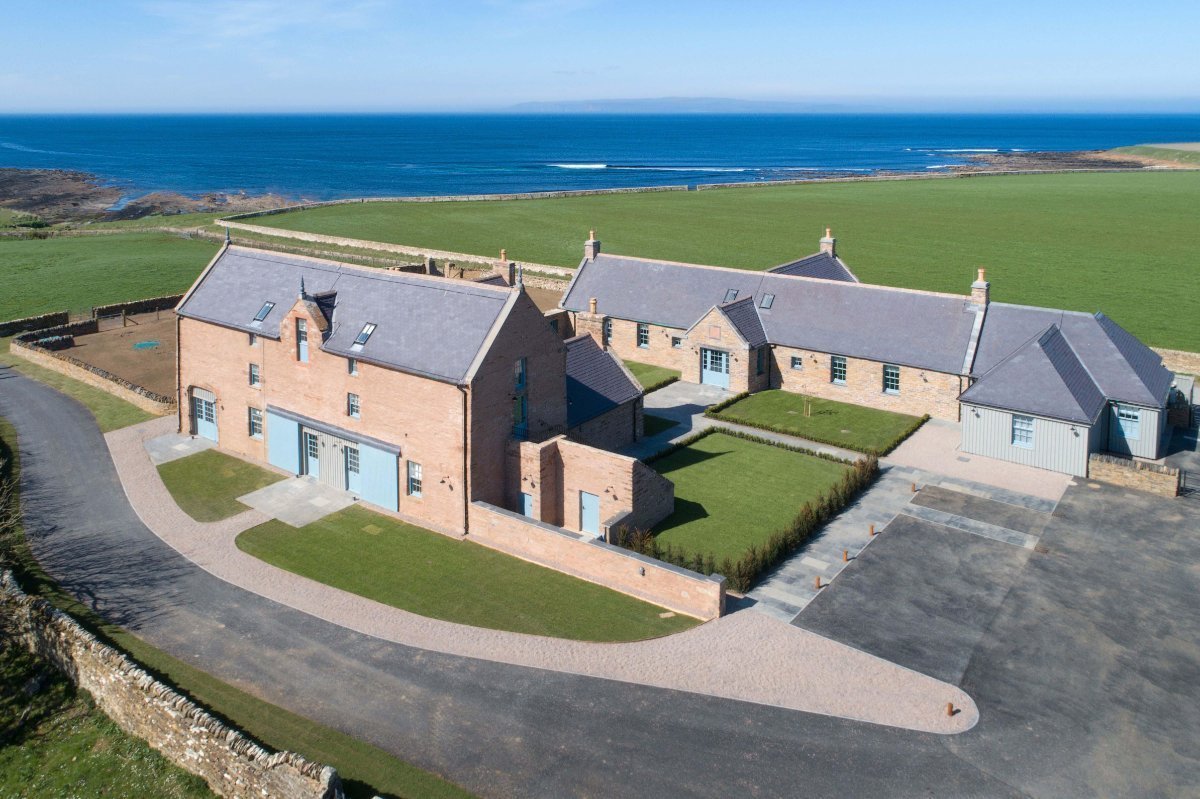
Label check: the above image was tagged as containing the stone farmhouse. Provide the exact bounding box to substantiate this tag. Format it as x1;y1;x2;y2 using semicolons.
175;245;671;538
560;231;1176;477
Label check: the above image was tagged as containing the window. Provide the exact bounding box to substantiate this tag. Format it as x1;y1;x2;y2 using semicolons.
671;336;683;349
550;318;559;335
345;446;360;474
347;393;360;419
756;347;766;375
637;323;649;348
247;407;263;439
353;322;376;346
602;318;612;346
347;358;358;376
513;394;528;438
883;364;900;394
296;318;308;362
1115;405;1141;440
248;333;258;346
248;363;261;387
1011;415;1035;448
252;302;274;323
305;432;319;460
760;293;775;310
723;289;739;303
790;356;803;370
830;355;847;384
514;357;527;390
407;461;422;497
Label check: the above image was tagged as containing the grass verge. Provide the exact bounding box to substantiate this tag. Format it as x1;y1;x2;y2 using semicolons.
623;359;681;393
236;505;698;641
157;449;284;522
0;417;475;799
706;390;928;455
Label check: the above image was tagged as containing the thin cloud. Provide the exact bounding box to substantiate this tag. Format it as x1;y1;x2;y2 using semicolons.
143;0;383;43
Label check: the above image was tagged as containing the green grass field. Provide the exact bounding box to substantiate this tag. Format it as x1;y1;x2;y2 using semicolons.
158;450;285;522
623;359;682;392
1110;144;1200;166
651;431;849;563
242;172;1200;351
709;390;925;454
0;232;218;322
643;413;679;437
237;505;697;641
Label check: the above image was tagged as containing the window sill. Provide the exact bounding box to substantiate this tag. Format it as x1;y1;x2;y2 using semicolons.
883;390;899;396
831;381;847;387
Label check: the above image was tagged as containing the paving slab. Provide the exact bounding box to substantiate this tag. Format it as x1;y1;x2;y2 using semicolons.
145;431;214;465
238;476;357;527
910;483;1051;536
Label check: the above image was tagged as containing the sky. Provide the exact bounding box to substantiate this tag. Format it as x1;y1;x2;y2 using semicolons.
1;0;1198;113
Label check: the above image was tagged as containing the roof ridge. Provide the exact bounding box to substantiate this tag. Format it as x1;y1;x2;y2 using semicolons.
989;300;1094;317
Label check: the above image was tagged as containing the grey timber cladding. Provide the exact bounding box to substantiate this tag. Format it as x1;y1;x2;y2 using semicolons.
177;246;511;382
766;252;858;282
960;325;1106;424
565;334;641;427
563;254;977;373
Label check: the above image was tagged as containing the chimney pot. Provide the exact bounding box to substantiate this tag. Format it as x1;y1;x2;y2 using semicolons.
971;267;991;306
499;248;507;263
588;297;598;314
819;227;836;256
584;231;601;261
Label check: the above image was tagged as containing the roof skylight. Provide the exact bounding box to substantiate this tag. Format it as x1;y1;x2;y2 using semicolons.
353;323;377;346
760;293;775;309
723;289;739;303
252;301;275;322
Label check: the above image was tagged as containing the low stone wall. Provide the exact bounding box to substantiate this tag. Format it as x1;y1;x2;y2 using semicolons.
93;294;184;319
0;310;70;337
0;572;343;799
1155;347;1200;377
1088;453;1181;497
468;502;725;620
10;338;175;414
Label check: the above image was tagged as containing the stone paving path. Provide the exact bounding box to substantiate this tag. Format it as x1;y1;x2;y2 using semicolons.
106;416;977;734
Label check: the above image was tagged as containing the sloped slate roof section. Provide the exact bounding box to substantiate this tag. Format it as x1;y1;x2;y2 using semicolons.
961;325;1106;424
565;334;642;427
767;252;858;282
721;297;768;348
177;246;511;383
973;304;1170;406
562;254;976;373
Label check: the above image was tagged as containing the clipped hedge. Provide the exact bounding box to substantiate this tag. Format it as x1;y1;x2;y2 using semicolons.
628;428;878;593
704;391;930;456
640;373;680;394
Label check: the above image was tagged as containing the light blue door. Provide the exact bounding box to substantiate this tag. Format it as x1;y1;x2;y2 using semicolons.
520;492;534;518
303;432;320;478
700;348;730;389
579;491;600;536
345;446;362;494
192;396;218;442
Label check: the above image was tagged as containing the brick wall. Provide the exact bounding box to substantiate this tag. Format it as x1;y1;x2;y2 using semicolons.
467;503;724;619
602;317;690;371
568;397;641;451
772;345;962;420
1088;453;1181;497
0;572;342;799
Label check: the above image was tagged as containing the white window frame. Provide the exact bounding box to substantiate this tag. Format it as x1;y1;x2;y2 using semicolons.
790;356;803;370
407;460;422;497
248;407;263;439
347;358;358;376
830;355;847;385
296;318;308;362
883;364;900;395
602;318;612;346
347;392;360;419
248;363;261;387
345;446;360;474
1115;404;1141;440
671;336;682;349
636;322;649;349
1011;414;1035;448
760;293;775;310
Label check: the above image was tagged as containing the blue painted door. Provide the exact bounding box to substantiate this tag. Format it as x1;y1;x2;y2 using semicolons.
700;348;730;389
345;446;362;494
579;491;600;536
520;492;534;518
192;396;218;442
303;432;320;478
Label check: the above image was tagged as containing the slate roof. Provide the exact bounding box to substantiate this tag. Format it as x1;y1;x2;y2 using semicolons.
719;297;768;347
971;303;1172;407
562;254;977;373
767;252;858;282
177;246;513;383
961;325;1107;423
565;334;641;427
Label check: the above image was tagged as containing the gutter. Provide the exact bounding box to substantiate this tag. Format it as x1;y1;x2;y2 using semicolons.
459;385;470;535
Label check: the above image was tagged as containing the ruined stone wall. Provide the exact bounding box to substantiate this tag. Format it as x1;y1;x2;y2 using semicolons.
0;572;342;799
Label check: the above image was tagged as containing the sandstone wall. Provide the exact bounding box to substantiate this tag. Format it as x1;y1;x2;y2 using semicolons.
1088;453;1181;497
0;572;342;799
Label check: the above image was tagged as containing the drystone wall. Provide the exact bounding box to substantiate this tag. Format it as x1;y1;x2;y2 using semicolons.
1088;453;1181;497
0;572;343;799
0;310;71;337
10;336;174;413
92;294;184;319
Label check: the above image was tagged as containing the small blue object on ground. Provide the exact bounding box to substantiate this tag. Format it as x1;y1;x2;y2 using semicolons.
133;340;160;350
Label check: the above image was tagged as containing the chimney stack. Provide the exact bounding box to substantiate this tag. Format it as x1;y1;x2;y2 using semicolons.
971;268;990;306
584;229;601;261
819;227;836;256
497;248;515;286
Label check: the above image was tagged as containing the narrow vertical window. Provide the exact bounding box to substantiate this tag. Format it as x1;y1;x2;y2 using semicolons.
756;348;766;375
514;357;527;390
602;318;612;346
637;323;649;348
247;407;263;439
407;461;423;497
248;332;258;346
347;393;360;419
296;318;308;362
830;355;847;385
248;363;261;387
347;358;358;376
883;364;900;394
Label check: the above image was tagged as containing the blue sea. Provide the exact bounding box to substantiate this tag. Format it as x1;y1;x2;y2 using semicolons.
1;114;1198;202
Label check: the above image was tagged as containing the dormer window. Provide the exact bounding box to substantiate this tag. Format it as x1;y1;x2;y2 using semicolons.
252;301;275;323
353;323;377;346
760;293;775;309
723;289;739;303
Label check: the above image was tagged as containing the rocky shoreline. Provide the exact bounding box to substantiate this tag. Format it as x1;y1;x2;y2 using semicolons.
0;149;1186;226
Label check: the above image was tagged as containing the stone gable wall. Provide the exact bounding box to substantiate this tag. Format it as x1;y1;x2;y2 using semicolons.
0;572;342;799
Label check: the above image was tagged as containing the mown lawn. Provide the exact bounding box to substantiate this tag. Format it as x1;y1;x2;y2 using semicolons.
651;431;849;563
0;337;157;432
643;413;679;437
157;449;285;522
0;417;475;799
0;232;218;322
244;171;1200;351
710;390;925;454
236;505;698;641
623;359;681;392
0;642;215;799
